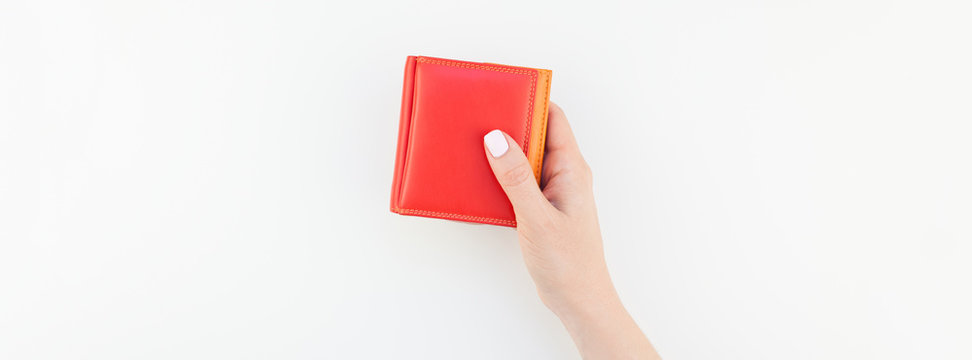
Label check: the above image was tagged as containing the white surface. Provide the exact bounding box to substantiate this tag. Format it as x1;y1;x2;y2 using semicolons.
1;0;970;359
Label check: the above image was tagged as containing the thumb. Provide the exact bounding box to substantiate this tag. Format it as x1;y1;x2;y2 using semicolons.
483;129;554;223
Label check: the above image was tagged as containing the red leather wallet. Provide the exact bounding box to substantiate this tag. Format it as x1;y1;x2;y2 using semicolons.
390;56;552;227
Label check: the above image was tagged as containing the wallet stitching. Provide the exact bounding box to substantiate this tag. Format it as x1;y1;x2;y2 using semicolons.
535;71;551;180
416;58;534;76
523;73;537;154
395;57;538;227
393;207;517;226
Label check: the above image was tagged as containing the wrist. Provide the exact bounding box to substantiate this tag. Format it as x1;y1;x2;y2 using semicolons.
547;282;657;360
543;275;623;320
558;291;623;321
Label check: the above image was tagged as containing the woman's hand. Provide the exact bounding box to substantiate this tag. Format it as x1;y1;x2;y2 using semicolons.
482;103;661;359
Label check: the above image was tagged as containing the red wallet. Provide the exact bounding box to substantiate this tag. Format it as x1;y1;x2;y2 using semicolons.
390;56;552;227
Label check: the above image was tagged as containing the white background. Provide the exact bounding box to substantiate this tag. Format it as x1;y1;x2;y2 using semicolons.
1;0;970;359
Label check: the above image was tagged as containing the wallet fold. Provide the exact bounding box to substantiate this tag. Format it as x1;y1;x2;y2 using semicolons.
390;56;552;227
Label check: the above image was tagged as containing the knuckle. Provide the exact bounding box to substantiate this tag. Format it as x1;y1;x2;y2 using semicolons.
500;163;535;188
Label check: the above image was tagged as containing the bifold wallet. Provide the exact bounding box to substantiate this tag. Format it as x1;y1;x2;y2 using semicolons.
390;56;552;227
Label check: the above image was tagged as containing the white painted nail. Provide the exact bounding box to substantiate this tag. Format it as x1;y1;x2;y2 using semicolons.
484;129;509;157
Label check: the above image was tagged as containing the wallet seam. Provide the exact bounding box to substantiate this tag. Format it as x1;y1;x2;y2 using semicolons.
392;207;517;226
394;57;541;227
523;71;537;154
535;70;551;181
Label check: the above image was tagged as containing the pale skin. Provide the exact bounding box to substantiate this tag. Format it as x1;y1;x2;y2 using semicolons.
483;103;661;360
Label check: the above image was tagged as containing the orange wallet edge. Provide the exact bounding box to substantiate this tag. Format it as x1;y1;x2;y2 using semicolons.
527;69;552;182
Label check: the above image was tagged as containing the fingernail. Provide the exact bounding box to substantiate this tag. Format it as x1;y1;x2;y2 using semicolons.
484;129;509;157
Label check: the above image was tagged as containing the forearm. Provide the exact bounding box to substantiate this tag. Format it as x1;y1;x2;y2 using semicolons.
552;281;660;360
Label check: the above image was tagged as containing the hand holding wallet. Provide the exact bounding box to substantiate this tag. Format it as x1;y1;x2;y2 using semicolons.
390;56;552;227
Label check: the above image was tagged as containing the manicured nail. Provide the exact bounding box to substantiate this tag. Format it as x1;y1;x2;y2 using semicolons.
484;129;509;157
